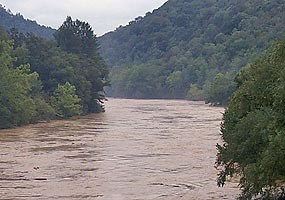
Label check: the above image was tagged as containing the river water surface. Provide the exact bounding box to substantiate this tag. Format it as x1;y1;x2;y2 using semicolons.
0;99;239;199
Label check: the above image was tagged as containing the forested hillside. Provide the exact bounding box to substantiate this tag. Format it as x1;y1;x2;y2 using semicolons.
0;4;55;39
99;0;285;103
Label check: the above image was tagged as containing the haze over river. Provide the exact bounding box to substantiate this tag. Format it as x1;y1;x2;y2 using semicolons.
0;98;239;199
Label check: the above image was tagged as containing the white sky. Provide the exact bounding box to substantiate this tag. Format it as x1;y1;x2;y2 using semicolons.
0;0;168;36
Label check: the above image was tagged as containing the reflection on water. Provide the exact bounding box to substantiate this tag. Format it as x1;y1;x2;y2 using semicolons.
0;99;239;199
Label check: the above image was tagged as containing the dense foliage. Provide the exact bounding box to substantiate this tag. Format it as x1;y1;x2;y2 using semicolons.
0;17;109;129
51;82;83;118
0;27;50;128
99;0;285;104
216;37;285;199
0;4;55;39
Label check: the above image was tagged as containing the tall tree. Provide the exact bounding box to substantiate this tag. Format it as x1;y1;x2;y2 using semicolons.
55;17;109;112
54;16;99;56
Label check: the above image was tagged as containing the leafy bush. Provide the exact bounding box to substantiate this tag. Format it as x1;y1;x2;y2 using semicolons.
51;82;82;119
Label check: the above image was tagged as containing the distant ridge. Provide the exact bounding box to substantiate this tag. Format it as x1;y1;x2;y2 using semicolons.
0;4;55;39
99;0;285;100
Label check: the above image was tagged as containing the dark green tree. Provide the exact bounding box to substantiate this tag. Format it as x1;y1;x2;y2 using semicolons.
54;16;99;56
54;17;109;113
216;37;285;199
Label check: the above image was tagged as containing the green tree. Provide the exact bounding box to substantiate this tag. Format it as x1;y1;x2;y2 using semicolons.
51;82;82;118
0;15;109;129
54;17;109;113
0;28;47;128
186;84;204;101
216;37;285;199
0;63;45;128
204;73;236;106
166;71;183;97
54;16;98;56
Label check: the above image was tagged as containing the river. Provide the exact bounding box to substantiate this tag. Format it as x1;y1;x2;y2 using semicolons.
0;98;239;199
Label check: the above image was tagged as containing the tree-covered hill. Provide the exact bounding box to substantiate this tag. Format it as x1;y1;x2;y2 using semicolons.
99;0;285;103
0;4;55;39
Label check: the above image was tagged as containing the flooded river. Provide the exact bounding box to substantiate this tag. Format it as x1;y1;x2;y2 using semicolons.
0;99;239;199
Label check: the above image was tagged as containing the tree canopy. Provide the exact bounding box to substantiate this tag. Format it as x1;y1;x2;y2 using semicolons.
54;16;99;56
0;16;109;129
0;27;49;128
216;37;285;199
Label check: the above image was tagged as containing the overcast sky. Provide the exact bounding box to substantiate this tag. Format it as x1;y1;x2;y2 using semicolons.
0;0;168;36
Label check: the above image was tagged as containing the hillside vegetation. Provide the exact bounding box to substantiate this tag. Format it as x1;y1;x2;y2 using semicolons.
99;0;285;104
0;4;55;39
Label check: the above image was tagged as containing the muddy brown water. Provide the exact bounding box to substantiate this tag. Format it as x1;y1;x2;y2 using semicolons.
0;99;239;200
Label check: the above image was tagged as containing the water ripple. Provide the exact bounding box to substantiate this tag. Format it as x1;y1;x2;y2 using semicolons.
0;98;239;199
